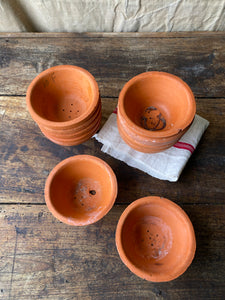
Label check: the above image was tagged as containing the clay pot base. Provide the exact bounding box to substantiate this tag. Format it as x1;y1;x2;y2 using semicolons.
72;178;101;213
140;106;166;131
45;155;118;226
51;96;87;122
116;196;196;282
133;216;172;261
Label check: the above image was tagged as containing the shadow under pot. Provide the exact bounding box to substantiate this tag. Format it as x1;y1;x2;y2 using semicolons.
45;155;118;226
26;65;101;146
117;71;196;153
116;196;196;282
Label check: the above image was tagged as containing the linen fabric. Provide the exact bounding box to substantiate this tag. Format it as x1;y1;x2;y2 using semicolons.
0;0;224;32
94;113;209;182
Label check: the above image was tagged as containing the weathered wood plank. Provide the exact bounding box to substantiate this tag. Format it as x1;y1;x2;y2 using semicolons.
0;96;224;205
0;33;224;97
0;204;224;300
0;33;224;300
1;32;225;38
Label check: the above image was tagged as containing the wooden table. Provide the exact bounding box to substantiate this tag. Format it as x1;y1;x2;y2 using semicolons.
0;32;224;299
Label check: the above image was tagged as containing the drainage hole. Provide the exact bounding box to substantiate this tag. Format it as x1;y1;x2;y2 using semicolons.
71;103;73;106
89;190;96;195
70;110;72;112
62;109;65;111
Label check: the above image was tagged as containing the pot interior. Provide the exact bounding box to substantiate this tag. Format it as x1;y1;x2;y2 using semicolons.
120;203;193;277
123;74;193;132
30;68;95;122
49;159;113;222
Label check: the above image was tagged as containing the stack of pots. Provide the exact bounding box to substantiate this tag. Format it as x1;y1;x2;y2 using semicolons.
26;65;101;146
117;71;196;153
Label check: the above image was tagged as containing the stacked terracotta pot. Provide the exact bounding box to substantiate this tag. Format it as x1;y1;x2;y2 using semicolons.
26;65;101;146
117;71;196;153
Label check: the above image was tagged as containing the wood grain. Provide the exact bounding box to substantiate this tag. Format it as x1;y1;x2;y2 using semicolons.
0;32;224;97
0;204;225;300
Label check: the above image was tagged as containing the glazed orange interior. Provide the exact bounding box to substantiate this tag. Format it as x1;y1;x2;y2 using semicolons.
30;68;95;122
49;159;114;223
121;203;194;278
123;74;194;132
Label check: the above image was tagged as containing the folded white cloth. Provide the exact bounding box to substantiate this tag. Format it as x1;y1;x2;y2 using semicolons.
94;112;209;182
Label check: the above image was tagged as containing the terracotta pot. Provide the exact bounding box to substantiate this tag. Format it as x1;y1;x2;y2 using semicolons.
118;72;196;153
39;101;102;137
26;65;101;145
116;196;196;282
45;155;118;226
117;115;191;153
40;116;101;146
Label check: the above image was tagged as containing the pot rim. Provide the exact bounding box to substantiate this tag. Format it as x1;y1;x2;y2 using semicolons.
115;196;196;282
118;71;196;138
26;65;99;129
45;155;118;226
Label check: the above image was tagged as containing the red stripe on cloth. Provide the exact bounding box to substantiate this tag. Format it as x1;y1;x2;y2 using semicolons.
113;107;118;114
173;141;195;154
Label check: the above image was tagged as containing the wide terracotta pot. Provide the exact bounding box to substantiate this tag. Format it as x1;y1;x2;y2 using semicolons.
117;72;196;153
26;65;101;146
116;196;196;282
45;155;118;226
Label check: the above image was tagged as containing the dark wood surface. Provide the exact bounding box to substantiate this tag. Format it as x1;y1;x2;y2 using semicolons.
0;32;224;299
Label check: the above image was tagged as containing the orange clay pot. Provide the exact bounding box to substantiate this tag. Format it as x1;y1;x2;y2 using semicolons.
40;116;101;146
45;155;118;226
39;106;101;140
117;115;191;153
26;65;101;146
39;101;102;137
117;72;196;153
116;196;196;282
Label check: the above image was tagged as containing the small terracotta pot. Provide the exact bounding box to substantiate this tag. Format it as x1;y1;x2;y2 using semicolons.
117;115;190;153
26;65;101;146
39;101;102;137
116;196;196;282
40;116;101;146
118;72;196;153
45;155;118;226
